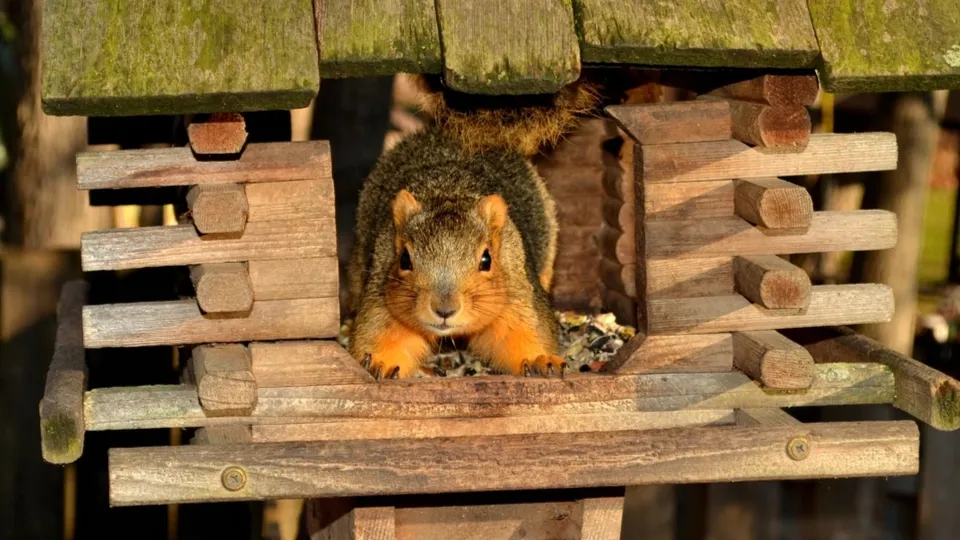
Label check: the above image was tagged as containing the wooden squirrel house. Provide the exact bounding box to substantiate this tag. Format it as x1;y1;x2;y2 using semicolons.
37;1;960;538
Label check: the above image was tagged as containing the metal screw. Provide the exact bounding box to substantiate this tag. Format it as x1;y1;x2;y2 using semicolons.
221;466;247;491
786;437;810;461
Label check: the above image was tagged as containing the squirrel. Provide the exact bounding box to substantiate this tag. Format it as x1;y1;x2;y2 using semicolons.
346;76;599;379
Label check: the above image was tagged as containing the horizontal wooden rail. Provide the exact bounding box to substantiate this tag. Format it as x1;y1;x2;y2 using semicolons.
84;364;894;430
108;420;918;505
645;210;896;260
76;141;332;190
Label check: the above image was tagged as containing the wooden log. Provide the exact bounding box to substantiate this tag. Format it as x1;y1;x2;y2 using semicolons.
645;180;735;221
81;219;337;271
599;258;635;298
733;255;812;310
601;143;634;201
733;331;815;390
734;177;814;231
647;257;734;299
434;0;580;94
647;284;893;335
645;211;897;260
602;197;633;234
76;141;332;190
723;99;812;149
191;426;253;445
190;345;257;417
107;420;918;505
707;74;820;107
581;496;625;540
786;326;960;431
190;263;254;314
83;365;895;430
187;113;248;155
638;133;897;183
249;341;372;387
598;225;634;264
39;280;88;464
185;184;249;234
248;257;339;301
254;410;736;442
605;100;732;144
244;179;335;223
602;334;733;374
82;297;339;348
317;0;441;78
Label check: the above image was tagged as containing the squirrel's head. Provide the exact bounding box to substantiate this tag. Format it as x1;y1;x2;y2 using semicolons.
385;189;510;338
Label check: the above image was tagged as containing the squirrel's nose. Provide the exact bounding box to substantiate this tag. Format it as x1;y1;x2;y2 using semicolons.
431;296;461;320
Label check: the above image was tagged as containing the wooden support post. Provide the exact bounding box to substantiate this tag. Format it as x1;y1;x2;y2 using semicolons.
605;100;732;144
724;99;812;150
187;113;248;155
734;255;812;310
707;74;820;108
186;184;249;234
734;177;814;231
733;331;815;389
39;280;88;464
190;263;254;314
191;426;252;445
190;345;257;417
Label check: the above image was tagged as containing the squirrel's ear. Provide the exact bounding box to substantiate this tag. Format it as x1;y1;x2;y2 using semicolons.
477;194;507;232
392;189;421;231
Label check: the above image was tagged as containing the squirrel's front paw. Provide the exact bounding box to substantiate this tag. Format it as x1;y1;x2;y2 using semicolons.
520;354;568;378
359;353;417;380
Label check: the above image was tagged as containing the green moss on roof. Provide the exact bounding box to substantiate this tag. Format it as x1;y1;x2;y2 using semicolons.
41;0;319;116
808;0;960;93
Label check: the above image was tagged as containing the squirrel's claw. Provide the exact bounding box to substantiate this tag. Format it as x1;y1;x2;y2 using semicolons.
521;355;567;378
386;366;401;379
361;353;372;369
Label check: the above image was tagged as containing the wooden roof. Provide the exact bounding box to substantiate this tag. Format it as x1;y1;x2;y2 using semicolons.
42;0;960;116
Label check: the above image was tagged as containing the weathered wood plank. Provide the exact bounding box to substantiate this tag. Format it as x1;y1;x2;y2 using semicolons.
648;284;893;335
83;364;895;430
249;341;372;387
733;331;815;390
317;0;441;78
581;496;625;540
647;257;734;299
435;0;580;94
248;257;339;301
244;179;335;222
82;297;339;348
40;0;319;115
603;333;733;374
186;184;249;234
190;345;257;416
575;0;820;68
787;326;960;431
734;177;813;231
190;263;254;314
81;219;336;271
253;410;736;442
638;133;897;183
605;101;732;145
76;141;331;190
39;280;87;464
107;420;918;505
645;211;897;260
734;255;812;310
807;0;960;92
191;426;252;445
645;180;735;221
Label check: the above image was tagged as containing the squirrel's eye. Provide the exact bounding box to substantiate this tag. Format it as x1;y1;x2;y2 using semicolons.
399;248;413;271
479;249;492;272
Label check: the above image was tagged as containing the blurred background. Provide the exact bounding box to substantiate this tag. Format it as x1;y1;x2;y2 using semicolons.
2;1;960;539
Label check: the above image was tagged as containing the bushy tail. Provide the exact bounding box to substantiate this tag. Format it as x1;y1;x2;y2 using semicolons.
414;75;601;157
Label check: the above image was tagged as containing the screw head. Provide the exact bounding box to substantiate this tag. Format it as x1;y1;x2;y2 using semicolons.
786;437;810;461
221;466;247;491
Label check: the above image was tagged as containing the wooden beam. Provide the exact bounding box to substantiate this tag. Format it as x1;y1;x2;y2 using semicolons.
81;219;337;271
734;177;813;231
434;0;580;94
645;180;735;221
190;263;254;314
253;410;736;442
82;297;339;348
637;133;897;183
76;141;331;190
186;184;249;234
724;99;812;149
605;101;732;145
645;211;897;260
648;284;893;335
107;420;918;505
248;257;339;301
733;255;812;310
786;326;960;431
250;341;373;387
244;179;335;223
707;75;820;107
190;345;257;416
603;334;733;374
39;280;87;464
187;113;248;155
736;408;800;426
581;496;625;540
83;365;895;431
191;426;253;445
733;331;815;389
647;257;734;299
